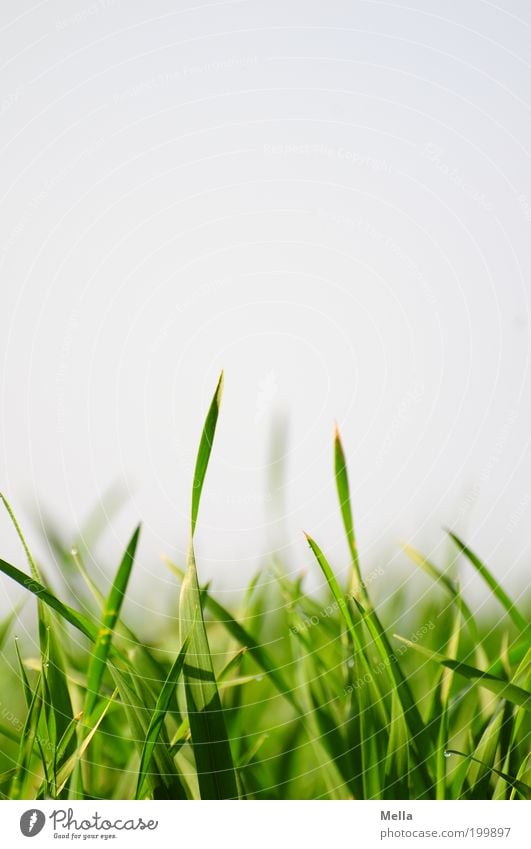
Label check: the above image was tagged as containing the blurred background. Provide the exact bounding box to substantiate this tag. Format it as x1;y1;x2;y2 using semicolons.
1;1;530;620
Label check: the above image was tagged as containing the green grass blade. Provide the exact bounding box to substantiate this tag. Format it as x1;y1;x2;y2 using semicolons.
352;597;434;787
334;425;363;595
0;498;76;791
0;493;41;582
14;638;34;709
14;639;50;796
304;533;357;636
303;534;389;729
448;531;528;633
403;544;477;632
43;626;76;787
180;544;238;798
394;635;531;710
435;597;463;799
444;749;530;799
109;665;189;799
10;666;46;800
0;604;23;651
0;557;98;641
136;628;192;799
191;371;223;538
179;372;238;799
54;692;118;797
84;525;141;718
165;557;304;714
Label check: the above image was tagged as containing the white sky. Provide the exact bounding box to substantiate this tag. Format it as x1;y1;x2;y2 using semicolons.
1;1;530;616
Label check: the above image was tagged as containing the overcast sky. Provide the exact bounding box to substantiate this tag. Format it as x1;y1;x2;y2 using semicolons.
1;1;530;617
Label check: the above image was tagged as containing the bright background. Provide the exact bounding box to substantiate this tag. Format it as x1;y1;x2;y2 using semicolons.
1;1;530;614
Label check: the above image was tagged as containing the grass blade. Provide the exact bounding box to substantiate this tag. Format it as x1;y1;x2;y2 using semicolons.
0;558;98;641
165;557;303;714
179;371;238;799
84;525;141;718
403;544;477;632
448;531;528;633
136;628;192;799
304;533;357;635
394;635;531;710
191;371;223;537
444;749;530;799
334;425;363;596
0;604;23;651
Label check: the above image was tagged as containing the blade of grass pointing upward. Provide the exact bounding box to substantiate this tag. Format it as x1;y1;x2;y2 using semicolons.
84;525;141;719
447;531;528;635
334;425;364;598
136;626;193;799
179;371;238;799
1;494;76;781
191;372;224;538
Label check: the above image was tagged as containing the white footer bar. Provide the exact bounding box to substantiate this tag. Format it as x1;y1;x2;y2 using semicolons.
4;799;528;848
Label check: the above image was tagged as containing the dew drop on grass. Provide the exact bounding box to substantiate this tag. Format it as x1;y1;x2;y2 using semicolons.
444;751;451;758
255;675;263;682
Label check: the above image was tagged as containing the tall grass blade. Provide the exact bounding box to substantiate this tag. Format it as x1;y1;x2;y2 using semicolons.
334;425;363;596
179;371;238;799
448;531;528;633
84;525;141;718
191;371;223;537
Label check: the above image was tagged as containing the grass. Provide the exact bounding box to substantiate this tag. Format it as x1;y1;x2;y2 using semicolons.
0;373;529;800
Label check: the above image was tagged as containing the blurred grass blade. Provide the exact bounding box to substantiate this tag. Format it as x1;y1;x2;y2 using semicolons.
435;597;462;799
55;692;118;796
84;525;141;718
179;371;238;799
403;544;476;632
1;493;41;581
394;635;531;710
448;531;527;633
136;628;192;799
110;665;189;799
0;603;23;651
